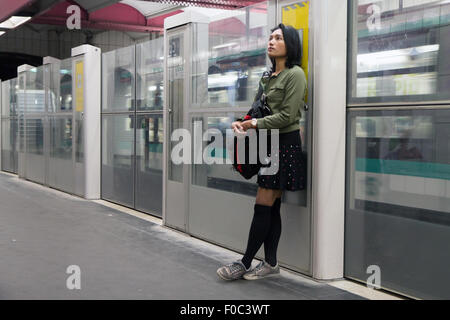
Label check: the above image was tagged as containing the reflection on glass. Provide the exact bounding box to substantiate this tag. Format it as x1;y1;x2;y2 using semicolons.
346;108;450;299
18;74;26;154
60;59;73;111
137;114;163;171
191;2;268;107
102;115;134;168
191;114;258;197
137;38;164;111
48;58;72;113
349;109;450;214
75;119;83;163
1;118;18;173
2;79;19;117
26;118;44;155
349;0;450;102
102;46;135;112
136;114;163;215
101;114;134;207
24;67;46;113
50;118;72;159
168;33;184;183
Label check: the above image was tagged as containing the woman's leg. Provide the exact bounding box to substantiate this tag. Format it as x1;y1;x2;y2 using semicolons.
241;188;282;269
264;197;282;267
255;188;282;206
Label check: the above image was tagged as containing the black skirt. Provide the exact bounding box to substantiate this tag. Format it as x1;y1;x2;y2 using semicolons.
257;130;306;191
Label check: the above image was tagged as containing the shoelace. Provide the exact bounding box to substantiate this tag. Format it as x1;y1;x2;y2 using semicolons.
253;262;266;274
229;262;244;274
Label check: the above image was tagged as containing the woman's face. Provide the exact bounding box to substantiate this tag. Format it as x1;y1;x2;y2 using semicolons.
268;28;287;59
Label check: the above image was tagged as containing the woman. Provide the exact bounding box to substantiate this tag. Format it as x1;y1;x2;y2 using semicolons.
217;23;307;281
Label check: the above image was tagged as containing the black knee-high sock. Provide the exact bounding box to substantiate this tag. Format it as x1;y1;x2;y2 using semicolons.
241;204;272;269
264;198;282;267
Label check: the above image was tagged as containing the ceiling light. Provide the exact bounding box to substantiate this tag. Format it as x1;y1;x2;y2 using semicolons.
0;16;32;29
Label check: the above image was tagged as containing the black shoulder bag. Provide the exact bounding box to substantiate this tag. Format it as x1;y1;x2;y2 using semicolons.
232;72;272;180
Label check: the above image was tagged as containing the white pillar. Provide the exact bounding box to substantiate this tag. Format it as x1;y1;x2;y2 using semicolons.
311;0;348;280
43;56;61;66
71;45;101;199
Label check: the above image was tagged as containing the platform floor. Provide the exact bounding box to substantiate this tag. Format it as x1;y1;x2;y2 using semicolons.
0;171;370;300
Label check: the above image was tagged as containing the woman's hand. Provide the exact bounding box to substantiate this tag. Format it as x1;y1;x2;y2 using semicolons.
231;121;245;134
240;120;255;132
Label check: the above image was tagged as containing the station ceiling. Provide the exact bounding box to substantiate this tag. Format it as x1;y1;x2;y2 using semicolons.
0;0;266;34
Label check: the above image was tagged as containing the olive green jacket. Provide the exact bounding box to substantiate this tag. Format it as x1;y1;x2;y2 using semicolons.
257;65;307;134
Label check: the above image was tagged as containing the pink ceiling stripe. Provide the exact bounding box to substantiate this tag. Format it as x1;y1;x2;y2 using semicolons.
89;3;147;26
38;0;88;20
31;16;163;33
0;0;36;23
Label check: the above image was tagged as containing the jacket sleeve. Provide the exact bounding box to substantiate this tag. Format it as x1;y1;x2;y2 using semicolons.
257;70;305;130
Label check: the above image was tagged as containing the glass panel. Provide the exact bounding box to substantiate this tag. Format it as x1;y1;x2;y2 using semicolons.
168;32;185;182
136;38;164;111
25;67;46;113
1;118;18;173
75;118;83;163
50;117;72;159
1;119;10;171
348;0;450;104
9;78;18;117
191;2;268;107
191;114;258;197
26;118;44;155
17;74;26;154
135;113;163;216
49;58;73;113
2;79;18;118
345;108;450;299
1;80;7;117
101;114;134;207
102;46;135;112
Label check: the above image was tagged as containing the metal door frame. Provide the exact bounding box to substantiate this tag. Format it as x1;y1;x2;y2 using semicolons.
163;24;192;232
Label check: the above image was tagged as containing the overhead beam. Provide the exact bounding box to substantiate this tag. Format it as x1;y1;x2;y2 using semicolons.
31;16;164;32
0;0;36;23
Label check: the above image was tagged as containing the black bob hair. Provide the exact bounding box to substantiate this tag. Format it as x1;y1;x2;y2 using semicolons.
269;23;302;73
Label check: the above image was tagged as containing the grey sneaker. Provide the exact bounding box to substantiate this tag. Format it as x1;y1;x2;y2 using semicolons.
243;261;280;280
217;261;250;281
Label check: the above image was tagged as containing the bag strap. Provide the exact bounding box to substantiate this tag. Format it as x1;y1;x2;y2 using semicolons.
235;73;268;122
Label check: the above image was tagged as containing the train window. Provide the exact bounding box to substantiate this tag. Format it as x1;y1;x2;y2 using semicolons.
191;2;268;108
347;108;450;217
348;0;450;104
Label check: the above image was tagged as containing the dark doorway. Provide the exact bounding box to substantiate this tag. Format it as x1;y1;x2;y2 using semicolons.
0;52;42;81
